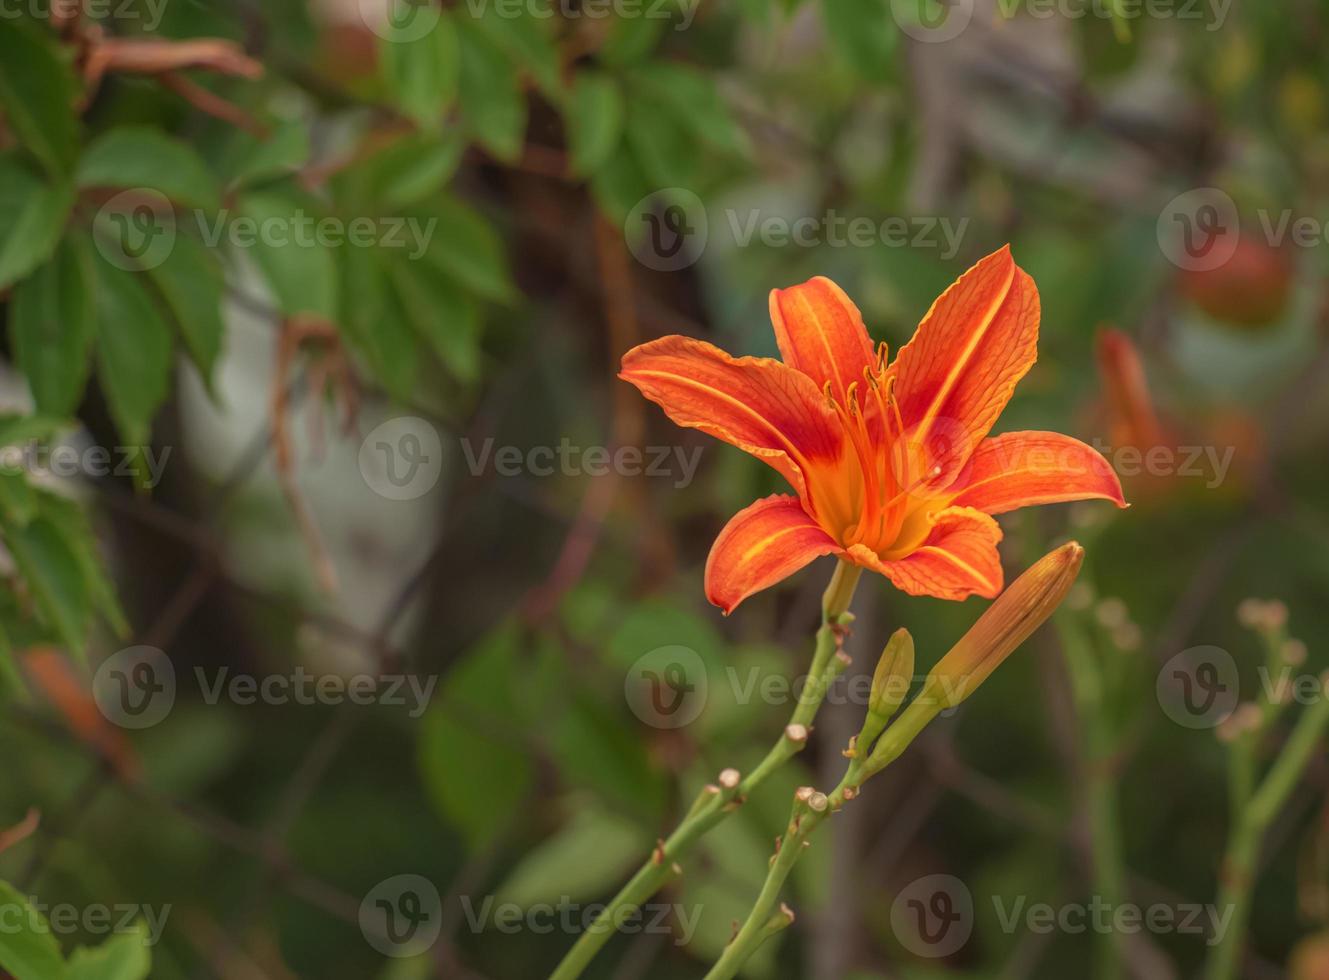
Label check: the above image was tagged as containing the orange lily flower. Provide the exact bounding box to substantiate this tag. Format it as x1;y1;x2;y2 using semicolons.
620;246;1127;613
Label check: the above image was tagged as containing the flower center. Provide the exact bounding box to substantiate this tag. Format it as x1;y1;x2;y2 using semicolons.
813;369;944;559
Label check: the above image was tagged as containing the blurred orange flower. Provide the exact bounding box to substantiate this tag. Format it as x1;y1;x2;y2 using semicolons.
621;246;1126;613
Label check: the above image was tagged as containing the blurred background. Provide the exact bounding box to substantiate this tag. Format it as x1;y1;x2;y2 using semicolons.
0;0;1327;977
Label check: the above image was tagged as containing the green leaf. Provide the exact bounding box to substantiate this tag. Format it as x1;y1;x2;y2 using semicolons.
389;258;482;381
0;415;67;447
146;233;226;384
597;14;666;66
414;197;514;302
92;256;174;449
628;63;748;156
338;246;417;400
589;143;651;223
9;232;96;416
0;471;37;527
237;191;339;320
0;156;74;290
4;515;91;658
0;19;78;175
77;127;220;211
471;3;559;95
344;132;465;210
66;923;152;980
551;693;666;819
0;882;66;980
625;108;698;188
495;805;649;907
220;119;311;189
420;624;534;852
39;490;129;638
821;0;896;79
567;72;624;177
458;22;526;163
380;15;459;128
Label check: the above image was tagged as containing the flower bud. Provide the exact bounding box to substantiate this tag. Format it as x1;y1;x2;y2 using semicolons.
925;542;1084;710
856;629;915;752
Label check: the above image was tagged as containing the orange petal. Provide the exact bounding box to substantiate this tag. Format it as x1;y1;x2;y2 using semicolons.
846;506;1004;600
705;494;840;613
890;246;1039;482
620;336;843;501
769;277;877;407
947;431;1127;515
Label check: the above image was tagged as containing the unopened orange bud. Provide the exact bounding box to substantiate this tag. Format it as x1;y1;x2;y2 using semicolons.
1096;329;1165;451
925;542;1085;709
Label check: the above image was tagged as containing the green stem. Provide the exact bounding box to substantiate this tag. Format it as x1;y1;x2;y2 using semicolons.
704;688;944;980
1059;612;1126;980
1206;684;1329;980
547;561;862;980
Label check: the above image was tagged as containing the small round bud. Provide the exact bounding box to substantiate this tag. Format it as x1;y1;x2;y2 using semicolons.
1283;639;1308;666
1095;597;1129;629
806;792;829;813
785;723;809;744
718;768;740;789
